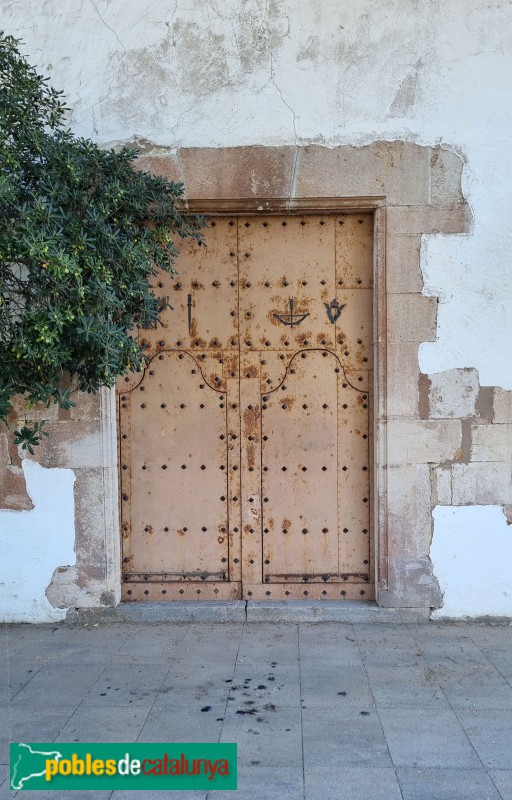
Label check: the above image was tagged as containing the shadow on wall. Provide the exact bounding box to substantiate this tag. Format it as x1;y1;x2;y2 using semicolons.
0;460;76;623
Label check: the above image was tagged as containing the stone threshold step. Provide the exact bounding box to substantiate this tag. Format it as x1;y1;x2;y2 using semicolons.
67;600;430;625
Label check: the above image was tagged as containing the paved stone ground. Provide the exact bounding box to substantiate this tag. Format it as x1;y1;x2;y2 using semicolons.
1;621;512;799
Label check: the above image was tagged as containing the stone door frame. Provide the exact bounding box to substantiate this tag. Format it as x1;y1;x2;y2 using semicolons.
35;141;469;614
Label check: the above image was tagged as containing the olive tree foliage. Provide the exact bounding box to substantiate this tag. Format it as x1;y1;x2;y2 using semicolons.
0;33;203;452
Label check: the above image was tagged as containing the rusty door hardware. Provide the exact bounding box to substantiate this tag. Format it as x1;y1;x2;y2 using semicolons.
325;299;345;323
187;293;193;334
118;213;374;602
274;298;310;327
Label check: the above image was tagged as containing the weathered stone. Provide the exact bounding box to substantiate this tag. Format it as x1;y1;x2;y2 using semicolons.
180;146;296;199
386;342;420;418
387;465;433;558
428;368;479;419
386;234;423;294
134;154;181;183
430;147;465;205
388;294;437;343
70;390;102;421
29;420;113;470
471;423;512;462
296;142;431;205
0;464;33;511
452;462;512;505
0;434;8;467
386;204;472;235
378;558;442;608
494;388;512;423
434;466;452;505
387;420;462;465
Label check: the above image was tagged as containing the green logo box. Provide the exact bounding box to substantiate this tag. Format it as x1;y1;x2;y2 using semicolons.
10;742;237;791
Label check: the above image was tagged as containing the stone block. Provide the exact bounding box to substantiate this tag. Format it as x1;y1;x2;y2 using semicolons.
30;420;106;469
471;423;512;462
379;558;442;608
387;419;462;465
0;464;33;511
134;154;181;183
494;388;512;423
428;368;479;418
387;464;433;558
296;141;431;205
179;146;296;199
387;342;419;419
452;462;512;505
388;294;437;342
0;435;8;467
70;390;102;420
386;234;423;293
434;466;452;504
386;342;420;418
430;147;465;205
386;204;472;235
73;467;110;567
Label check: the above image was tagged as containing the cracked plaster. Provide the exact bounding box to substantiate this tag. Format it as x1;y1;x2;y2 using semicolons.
1;1;512;618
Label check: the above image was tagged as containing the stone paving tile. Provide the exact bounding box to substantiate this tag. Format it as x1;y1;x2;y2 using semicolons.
455;709;512;769
220;705;302;768
299;621;360;655
397;767;501;799
138;704;225;743
113;792;207;800
55;704;151;742
230;659;300;708
213;765;302;800
378;707;482;768
489;769;512;799
6;662;41;701
439;672;512;710
2;707;77;764
156;664;235;709
180;624;243;658
466;627;512;678
305;765;403;800
300;663;375;708
235;624;299;664
365;663;449;709
0;707;12;765
9;664;106;708
0;775;11;800
302;706;392;768
111;624;188;663
83;663;170;707
5;627;83;665
7;792;111;799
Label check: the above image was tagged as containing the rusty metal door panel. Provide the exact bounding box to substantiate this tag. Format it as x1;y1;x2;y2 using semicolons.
143;218;239;357
261;350;339;579
121;351;238;600
119;212;374;602
337;377;371;577
238;216;336;354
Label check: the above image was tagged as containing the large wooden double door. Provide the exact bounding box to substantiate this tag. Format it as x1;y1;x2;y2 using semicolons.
119;213;374;600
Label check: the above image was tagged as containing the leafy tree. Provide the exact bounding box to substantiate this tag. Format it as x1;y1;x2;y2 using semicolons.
0;33;203;452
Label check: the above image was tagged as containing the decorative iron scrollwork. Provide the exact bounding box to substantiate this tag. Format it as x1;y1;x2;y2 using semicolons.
274;298;310;327
325;299;345;323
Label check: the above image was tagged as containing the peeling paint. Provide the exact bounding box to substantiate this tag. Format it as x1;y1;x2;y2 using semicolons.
0;460;76;623
430;505;512;619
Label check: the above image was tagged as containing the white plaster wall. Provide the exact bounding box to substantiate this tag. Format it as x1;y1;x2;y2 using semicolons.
1;0;512;617
1;0;510;388
430;506;512;619
0;460;76;622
